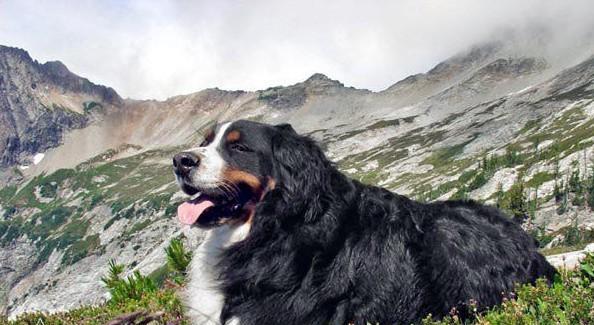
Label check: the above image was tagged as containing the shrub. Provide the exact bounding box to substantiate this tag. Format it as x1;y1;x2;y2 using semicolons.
165;238;192;285
4;288;186;325
499;177;528;222
587;165;594;209
101;260;157;305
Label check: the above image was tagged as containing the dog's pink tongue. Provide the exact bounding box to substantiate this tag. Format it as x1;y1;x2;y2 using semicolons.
177;197;215;225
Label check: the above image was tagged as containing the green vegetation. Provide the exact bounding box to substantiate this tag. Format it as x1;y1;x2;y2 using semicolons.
588;165;594;209
416;145;527;202
0;145;181;271
101;260;158;305
165;238;192;285
123;219;152;238
1;239;191;325
3;284;184;325
366;118;403;129
0;239;190;324
498;176;528;221
62;234;100;266
83;101;102;114
551;158;594;214
519;118;542;134
525;171;555;188
423;254;594;325
335;117;417;141
421;135;478;169
0;185;17;202
5;251;594;325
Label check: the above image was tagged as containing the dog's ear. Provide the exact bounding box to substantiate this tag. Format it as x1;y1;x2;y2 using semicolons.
270;127;331;220
275;123;296;134
271;129;312;189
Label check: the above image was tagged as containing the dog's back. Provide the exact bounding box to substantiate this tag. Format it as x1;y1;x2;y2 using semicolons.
341;183;557;323
411;199;556;319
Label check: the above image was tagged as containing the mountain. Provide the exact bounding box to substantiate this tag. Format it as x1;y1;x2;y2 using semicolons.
1;36;594;317
0;45;122;186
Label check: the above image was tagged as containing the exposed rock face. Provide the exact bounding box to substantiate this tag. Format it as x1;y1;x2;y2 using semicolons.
547;243;594;269
1;37;594;318
256;73;356;110
0;46;122;167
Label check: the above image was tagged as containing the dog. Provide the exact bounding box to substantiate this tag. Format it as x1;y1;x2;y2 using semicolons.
173;119;556;325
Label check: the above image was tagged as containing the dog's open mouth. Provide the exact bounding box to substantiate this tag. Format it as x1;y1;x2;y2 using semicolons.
177;184;256;227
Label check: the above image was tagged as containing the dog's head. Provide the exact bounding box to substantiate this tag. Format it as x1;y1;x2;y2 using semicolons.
173;120;333;228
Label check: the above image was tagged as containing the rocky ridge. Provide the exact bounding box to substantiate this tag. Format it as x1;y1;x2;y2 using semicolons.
0;45;122;171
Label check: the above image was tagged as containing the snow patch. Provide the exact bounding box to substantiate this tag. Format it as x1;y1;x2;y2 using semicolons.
33;153;45;165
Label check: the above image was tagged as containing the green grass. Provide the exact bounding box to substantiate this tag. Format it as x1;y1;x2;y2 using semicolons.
422;141;470;168
525;172;555;189
26;207;73;240
0;185;17;203
519;118;542;134
123;219;152;239
540;244;590;256
62;234;101;266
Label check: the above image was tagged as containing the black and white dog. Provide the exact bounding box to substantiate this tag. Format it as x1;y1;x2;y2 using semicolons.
173;120;556;325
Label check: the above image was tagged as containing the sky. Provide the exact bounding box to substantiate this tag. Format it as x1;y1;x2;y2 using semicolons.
1;0;593;100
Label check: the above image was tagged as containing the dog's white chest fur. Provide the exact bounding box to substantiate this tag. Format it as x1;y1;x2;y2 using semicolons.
185;223;250;325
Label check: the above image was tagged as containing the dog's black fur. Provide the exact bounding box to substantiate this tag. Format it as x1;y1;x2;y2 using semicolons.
195;121;556;325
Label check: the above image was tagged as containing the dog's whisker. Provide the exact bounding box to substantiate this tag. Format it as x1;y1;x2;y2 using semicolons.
215;182;235;197
216;180;240;199
222;180;241;196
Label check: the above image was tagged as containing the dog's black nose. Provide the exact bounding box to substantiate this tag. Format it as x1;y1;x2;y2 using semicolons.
173;152;199;175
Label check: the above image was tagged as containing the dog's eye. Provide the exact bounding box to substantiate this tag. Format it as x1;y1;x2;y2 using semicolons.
230;143;250;152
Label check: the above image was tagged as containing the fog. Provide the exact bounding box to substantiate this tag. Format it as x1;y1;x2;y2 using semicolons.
1;0;592;99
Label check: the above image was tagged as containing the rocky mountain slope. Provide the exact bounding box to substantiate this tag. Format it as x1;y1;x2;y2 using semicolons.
1;37;594;317
0;45;122;183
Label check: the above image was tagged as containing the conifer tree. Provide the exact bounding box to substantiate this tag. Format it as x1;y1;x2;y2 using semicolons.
587;165;594;209
506;175;528;221
495;182;504;209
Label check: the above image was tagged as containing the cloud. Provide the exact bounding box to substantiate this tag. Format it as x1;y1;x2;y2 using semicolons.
1;0;592;100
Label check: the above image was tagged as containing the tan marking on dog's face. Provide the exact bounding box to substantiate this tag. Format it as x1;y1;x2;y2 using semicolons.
226;130;241;142
223;169;262;192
